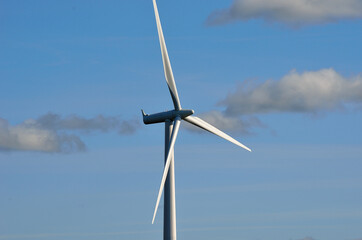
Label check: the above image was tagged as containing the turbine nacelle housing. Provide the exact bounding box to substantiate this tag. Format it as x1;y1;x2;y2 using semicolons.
142;109;194;124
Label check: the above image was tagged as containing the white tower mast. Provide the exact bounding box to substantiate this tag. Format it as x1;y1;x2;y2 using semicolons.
142;1;252;239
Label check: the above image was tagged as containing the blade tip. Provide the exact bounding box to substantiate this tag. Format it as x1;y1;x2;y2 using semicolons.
152;214;156;224
240;144;251;152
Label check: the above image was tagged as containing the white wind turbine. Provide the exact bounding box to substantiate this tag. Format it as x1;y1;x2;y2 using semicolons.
142;1;251;239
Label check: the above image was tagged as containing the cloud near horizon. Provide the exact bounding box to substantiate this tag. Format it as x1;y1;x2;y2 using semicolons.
0;113;140;153
206;0;362;27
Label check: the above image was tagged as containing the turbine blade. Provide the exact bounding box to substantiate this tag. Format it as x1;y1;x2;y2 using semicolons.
184;116;251;152
152;116;181;224
152;0;182;110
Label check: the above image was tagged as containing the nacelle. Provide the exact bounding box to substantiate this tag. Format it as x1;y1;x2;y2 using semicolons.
142;109;194;124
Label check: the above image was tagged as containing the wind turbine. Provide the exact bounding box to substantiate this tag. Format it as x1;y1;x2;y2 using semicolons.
142;1;251;239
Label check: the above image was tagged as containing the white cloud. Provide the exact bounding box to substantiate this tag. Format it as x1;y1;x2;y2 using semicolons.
0;118;84;153
0;113;140;153
222;68;362;115
206;0;362;27
188;69;362;134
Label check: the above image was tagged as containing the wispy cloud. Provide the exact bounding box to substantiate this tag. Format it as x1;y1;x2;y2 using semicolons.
34;113;139;135
190;68;362;134
0;113;140;153
206;0;362;27
221;68;362;115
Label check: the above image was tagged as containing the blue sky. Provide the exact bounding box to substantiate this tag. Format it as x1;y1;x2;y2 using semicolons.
1;0;362;239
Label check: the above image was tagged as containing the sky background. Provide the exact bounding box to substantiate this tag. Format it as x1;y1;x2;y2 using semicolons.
1;0;362;240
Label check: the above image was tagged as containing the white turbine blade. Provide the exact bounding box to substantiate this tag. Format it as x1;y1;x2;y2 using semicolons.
184;116;251;152
152;116;181;224
152;0;182;110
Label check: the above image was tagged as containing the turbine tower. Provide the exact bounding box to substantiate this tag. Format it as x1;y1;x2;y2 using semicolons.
142;1;251;239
